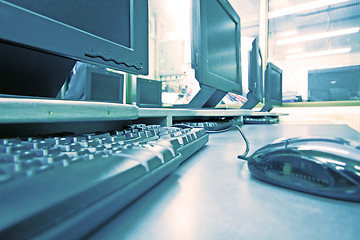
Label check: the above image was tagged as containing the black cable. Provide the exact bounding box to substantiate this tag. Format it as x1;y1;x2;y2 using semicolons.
233;125;250;159
171;124;194;129
204;126;234;133
237;155;251;161
172;122;250;159
201;124;250;159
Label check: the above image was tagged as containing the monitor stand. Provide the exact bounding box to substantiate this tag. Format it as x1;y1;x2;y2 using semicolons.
240;91;260;109
260;104;273;112
173;84;227;108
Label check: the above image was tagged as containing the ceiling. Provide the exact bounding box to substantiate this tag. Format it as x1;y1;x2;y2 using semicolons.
269;0;360;55
230;0;360;59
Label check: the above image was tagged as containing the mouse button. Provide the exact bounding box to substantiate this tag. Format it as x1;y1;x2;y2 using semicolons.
255;141;288;154
286;136;347;145
287;140;357;158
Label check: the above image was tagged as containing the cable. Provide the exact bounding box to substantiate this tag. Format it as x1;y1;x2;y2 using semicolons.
237;154;251;161
172;122;250;159
171;124;194;129
205;125;233;133
201;124;250;159
233;125;250;159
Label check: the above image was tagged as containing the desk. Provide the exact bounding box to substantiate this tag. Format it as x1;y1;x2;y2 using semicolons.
87;124;360;240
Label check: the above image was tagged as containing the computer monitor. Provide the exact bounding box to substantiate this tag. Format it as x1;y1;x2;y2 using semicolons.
0;42;75;99
308;65;360;101
176;0;242;108
241;37;263;109
136;78;162;108
0;0;148;98
261;62;283;112
84;67;124;103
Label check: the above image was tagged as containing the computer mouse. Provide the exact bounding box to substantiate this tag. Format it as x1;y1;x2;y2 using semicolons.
247;136;360;202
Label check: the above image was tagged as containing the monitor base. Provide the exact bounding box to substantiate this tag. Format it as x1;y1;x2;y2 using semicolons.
173;84;227;109
241;92;260;110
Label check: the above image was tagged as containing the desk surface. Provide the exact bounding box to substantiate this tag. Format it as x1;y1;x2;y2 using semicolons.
87;124;360;240
0;97;284;125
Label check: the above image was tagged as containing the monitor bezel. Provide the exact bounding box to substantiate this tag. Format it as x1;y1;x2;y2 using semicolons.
0;0;148;75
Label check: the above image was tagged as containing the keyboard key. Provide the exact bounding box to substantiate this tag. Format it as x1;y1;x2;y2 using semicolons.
113;148;162;171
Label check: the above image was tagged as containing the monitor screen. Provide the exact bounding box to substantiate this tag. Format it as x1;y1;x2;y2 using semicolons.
308;65;360;101
0;0;148;98
241;37;263;109
206;0;238;85
136;78;162;108
85;67;124;103
0;42;75;98
261;62;283;112
176;0;242;108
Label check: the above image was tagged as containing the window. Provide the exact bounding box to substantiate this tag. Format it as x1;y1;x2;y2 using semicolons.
268;0;360;103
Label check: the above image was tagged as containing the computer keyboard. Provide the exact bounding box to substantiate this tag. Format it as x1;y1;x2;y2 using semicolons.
0;124;208;239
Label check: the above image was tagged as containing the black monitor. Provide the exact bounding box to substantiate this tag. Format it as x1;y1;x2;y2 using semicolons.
241;37;263;109
175;0;242;108
261;62;283;112
0;0;148;98
308;65;360;101
84;67;124;103
136;78;162;108
62;62;125;103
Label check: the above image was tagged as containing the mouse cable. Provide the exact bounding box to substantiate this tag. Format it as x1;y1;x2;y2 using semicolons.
172;123;250;159
200;124;250;159
233;125;250;160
